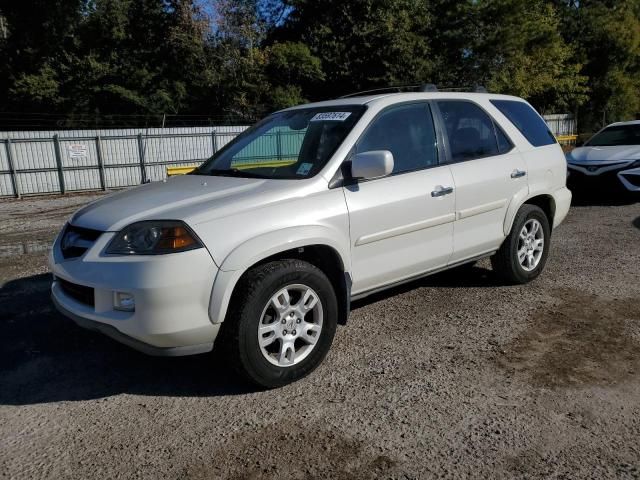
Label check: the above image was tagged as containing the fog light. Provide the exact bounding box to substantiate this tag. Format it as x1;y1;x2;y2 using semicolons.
114;291;135;312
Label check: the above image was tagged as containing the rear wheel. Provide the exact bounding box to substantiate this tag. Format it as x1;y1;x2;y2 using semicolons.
491;204;551;284
221;259;337;388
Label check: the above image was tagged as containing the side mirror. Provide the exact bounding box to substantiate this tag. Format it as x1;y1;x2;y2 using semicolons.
351;150;394;180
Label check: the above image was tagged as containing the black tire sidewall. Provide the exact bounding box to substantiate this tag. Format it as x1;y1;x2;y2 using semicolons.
236;262;338;388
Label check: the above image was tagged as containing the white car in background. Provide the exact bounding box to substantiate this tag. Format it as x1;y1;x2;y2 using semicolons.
566;120;640;192
50;86;571;387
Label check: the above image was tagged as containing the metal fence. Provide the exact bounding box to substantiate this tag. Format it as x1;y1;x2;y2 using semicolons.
543;114;576;137
543;113;577;148
0;126;249;198
1;114;578;198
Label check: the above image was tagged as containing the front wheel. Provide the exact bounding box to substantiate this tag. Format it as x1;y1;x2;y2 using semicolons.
220;259;338;388
491;204;551;284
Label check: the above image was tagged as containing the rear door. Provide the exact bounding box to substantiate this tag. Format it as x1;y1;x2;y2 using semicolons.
343;102;456;295
434;100;529;263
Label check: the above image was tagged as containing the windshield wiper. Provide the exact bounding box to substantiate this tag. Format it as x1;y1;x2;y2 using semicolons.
204;168;267;179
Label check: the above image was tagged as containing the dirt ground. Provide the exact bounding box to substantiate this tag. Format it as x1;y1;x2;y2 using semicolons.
0;190;639;479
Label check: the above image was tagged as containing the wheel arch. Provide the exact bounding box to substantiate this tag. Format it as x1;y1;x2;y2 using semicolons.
209;227;351;326
503;193;556;235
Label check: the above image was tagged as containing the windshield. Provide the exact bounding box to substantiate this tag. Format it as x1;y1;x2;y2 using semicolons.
585;124;640;147
195;106;366;179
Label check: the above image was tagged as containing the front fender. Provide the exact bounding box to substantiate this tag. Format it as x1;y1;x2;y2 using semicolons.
208;225;351;324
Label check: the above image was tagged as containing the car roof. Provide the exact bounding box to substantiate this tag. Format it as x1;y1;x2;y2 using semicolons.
281;92;526;111
605;120;640;127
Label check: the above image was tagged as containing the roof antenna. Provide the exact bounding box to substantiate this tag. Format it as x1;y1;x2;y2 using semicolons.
474;85;488;93
420;83;438;92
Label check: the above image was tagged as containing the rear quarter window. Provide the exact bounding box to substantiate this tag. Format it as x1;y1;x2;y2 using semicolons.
491;100;556;147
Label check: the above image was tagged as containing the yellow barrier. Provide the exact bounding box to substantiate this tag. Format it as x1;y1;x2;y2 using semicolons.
166;158;298;176
167;166;197;176
556;134;578;142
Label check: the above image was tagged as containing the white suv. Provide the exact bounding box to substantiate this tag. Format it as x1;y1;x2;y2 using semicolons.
50;87;572;387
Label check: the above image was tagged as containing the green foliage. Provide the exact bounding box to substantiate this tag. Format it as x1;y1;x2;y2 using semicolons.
556;0;640;129
10;65;62;107
278;0;435;96
0;0;638;129
472;0;588;113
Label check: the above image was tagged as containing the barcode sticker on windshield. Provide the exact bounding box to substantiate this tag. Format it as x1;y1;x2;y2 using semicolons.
310;112;352;122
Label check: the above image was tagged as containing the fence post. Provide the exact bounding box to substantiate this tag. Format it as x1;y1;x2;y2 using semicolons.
211;129;218;155
276;130;282;161
95;135;107;191
4;139;20;199
53;134;66;194
137;133;148;184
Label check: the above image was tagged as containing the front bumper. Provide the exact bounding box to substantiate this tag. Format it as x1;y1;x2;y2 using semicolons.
50;230;220;356
567;162;639;192
618;167;640;191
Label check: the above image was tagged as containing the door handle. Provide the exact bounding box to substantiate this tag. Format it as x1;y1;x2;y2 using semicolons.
431;185;454;197
511;169;527;179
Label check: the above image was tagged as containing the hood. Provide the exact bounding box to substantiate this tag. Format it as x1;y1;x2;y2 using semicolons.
70;174;307;232
567;145;640;163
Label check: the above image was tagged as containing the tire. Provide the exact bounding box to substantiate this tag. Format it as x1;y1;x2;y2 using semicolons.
219;259;338;388
491;204;551;284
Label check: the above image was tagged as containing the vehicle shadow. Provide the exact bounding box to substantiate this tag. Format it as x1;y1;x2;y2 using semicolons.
352;263;500;310
0;273;256;406
633;216;640;230
569;188;638;207
0;263;512;405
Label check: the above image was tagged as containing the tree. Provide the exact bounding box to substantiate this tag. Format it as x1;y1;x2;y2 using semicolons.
276;0;435;98
469;0;588;114
264;41;324;109
0;0;221;126
0;0;84;113
0;0;637;131
555;0;640;130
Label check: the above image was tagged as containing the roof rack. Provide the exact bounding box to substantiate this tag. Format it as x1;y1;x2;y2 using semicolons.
339;83;489;98
339;84;423;98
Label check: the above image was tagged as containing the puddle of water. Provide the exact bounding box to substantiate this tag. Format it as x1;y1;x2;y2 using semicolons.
0;241;51;258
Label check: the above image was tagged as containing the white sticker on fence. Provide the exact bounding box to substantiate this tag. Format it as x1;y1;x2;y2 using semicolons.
310;112;352;122
68;143;88;159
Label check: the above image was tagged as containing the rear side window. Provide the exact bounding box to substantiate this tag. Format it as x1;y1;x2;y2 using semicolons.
357;103;438;174
437;101;506;162
491;100;556;147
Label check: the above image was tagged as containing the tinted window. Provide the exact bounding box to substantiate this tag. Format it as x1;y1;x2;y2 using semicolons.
585;124;640;146
491;100;556;147
357;103;438;174
438;101;500;162
496;126;513;153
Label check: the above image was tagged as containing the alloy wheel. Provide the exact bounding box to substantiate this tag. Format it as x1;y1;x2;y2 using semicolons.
257;284;324;367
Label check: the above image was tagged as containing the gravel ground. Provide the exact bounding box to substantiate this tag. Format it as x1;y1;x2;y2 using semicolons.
0;191;639;479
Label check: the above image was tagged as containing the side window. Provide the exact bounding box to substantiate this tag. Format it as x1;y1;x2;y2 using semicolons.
490;99;556;147
437;101;501;162
357;103;438;174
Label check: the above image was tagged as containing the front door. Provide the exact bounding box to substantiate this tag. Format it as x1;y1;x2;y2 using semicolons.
343;102;456;295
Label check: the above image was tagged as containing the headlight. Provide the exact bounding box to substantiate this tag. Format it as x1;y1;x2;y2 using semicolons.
106;220;203;255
